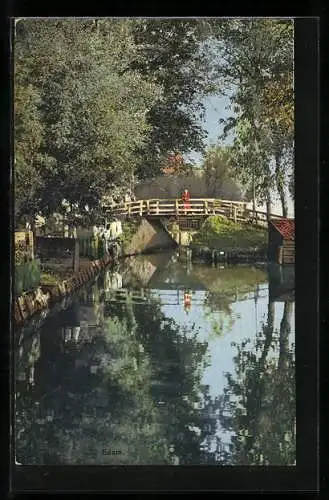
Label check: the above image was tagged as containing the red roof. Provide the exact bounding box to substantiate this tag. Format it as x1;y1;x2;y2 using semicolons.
270;218;295;240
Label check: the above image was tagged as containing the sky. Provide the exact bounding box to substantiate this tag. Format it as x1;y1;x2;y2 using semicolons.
186;94;232;165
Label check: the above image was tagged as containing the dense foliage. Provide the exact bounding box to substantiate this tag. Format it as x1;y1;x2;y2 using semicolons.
130;19;215;178
14;18;294;226
14;19;214;226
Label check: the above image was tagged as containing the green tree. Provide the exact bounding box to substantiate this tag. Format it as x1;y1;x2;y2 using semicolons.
13;68;55;226
202;144;244;198
208;19;294;218
14;19;162;223
131;19;215;179
229;117;271;218
259;71;294;214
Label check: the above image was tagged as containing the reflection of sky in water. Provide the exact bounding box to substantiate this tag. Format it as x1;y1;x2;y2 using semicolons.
160;286;295;449
161;289;295;397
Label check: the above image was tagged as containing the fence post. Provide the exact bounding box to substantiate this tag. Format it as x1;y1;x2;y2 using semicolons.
146;200;150;215
140;200;143;216
175;199;179;215
204;200;208;215
73;238;80;273
233;206;237;225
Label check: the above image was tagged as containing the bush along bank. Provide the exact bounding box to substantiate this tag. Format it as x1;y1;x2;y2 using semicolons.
190;215;268;264
117;219;142;255
14;253;114;329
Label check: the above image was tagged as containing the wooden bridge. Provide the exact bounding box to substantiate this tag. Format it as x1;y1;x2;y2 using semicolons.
104;198;288;226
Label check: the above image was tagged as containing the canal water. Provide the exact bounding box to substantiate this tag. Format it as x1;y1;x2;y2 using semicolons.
14;251;295;466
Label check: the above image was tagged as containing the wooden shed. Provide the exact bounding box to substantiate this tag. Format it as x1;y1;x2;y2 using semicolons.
268;218;295;265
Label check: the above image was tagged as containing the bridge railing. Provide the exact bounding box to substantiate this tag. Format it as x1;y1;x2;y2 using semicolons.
104;198;287;224
107;198;248;217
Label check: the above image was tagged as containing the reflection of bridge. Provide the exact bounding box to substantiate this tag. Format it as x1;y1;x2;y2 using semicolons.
104;198;288;226
104;286;269;306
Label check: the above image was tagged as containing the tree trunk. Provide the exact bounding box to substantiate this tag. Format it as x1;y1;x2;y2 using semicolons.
30;214;37;259
279;190;288;218
278;301;293;372
274;151;288;217
266;189;272;224
252;173;256;221
259;299;275;366
245;298;275;459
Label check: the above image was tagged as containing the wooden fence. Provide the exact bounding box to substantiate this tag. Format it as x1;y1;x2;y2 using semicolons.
79;236;102;259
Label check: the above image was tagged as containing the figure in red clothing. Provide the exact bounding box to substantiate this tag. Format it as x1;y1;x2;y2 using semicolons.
181;189;191;214
183;289;192;314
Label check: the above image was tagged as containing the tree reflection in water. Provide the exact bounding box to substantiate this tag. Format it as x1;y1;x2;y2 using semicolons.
217;299;295;465
15;262;295;466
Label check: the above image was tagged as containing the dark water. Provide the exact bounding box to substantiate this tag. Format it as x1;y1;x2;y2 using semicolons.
14;251;295;466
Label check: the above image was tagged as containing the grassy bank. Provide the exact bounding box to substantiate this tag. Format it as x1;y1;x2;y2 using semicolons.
192;216;268;251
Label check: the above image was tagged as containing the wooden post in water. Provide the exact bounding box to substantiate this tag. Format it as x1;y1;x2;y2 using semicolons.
73;238;80;273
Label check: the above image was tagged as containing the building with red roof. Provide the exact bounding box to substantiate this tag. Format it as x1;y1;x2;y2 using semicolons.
268;218;295;265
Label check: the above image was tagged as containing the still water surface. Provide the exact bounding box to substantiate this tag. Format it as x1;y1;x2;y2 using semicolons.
15;251;295;466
